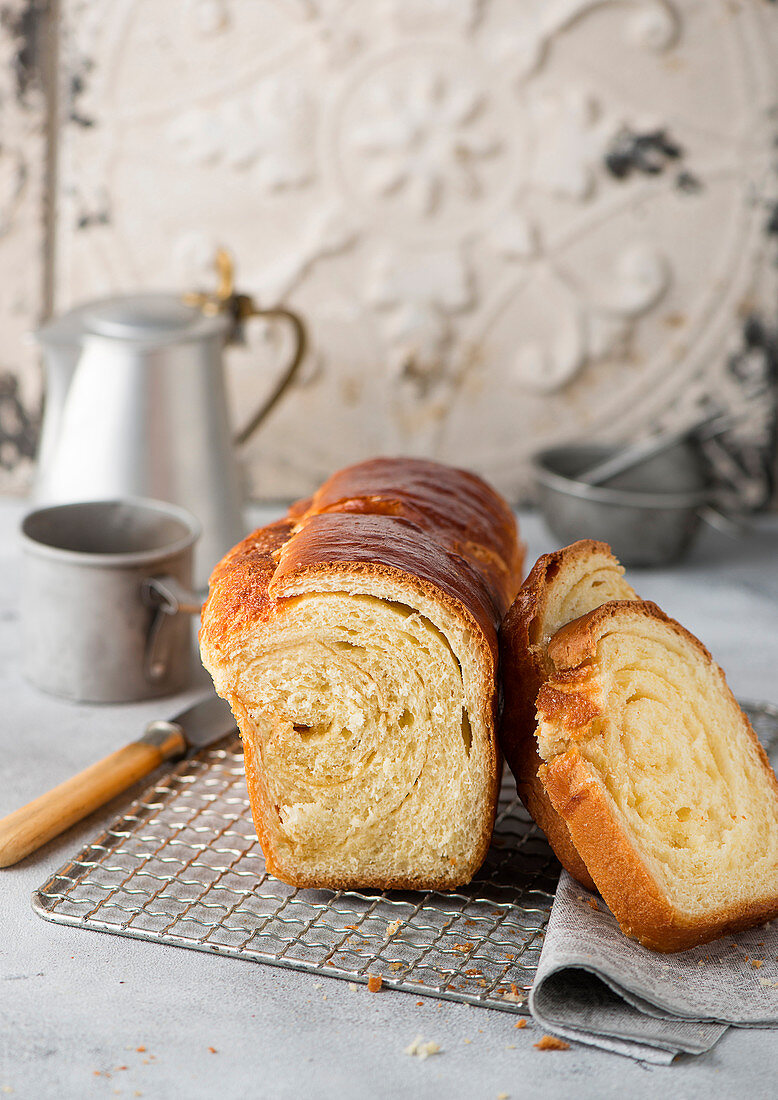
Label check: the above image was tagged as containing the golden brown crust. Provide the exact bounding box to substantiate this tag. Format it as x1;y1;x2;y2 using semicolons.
542;749;778;952
546;599;683;670
199;518;293;659
270;511;504;652
498;541;619;890
538;601;778;952
200;456;523;891
302;455;523;617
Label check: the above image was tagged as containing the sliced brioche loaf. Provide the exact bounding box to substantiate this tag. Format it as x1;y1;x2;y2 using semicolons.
499;541;637;887
536;600;778;951
200;457;523;891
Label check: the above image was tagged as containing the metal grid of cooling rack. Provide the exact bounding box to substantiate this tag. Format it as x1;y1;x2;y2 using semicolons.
33;701;778;1014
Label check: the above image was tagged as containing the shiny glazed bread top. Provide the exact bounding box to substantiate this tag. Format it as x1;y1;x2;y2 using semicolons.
203;456;523;660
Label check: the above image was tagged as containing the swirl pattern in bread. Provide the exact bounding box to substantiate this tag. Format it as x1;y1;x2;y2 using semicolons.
499;540;637;888
536;600;778;951
200;457;523;890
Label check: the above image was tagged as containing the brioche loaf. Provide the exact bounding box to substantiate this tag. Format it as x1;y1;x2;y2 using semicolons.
200;457;523;890
499;541;637;888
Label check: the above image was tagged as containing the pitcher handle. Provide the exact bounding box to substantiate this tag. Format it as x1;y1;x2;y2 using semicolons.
232;306;307;447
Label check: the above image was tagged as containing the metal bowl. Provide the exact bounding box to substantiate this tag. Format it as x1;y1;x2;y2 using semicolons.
532;442;710;567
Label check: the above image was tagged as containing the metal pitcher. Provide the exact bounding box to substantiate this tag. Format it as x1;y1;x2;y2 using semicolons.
33;252;306;587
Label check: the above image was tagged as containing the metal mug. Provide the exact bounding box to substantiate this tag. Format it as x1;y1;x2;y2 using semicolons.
21;498;201;703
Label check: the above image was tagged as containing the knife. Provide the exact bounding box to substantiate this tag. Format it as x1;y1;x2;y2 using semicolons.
0;695;237;868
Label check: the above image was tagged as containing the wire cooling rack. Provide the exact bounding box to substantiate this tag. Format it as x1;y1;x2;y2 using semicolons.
33;701;778;1014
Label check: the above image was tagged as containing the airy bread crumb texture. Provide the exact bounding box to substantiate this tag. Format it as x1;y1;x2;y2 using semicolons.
498;540;637;889
214;588;492;889
538;603;778;936
535;554;636;652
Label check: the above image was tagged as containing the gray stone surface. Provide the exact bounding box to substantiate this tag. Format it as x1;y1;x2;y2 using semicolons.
2;503;778;1099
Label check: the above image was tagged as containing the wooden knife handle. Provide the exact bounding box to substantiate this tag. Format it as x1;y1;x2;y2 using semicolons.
0;722;186;868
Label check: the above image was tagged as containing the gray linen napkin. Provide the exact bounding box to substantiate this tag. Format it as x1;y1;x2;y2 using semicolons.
530;870;778;1063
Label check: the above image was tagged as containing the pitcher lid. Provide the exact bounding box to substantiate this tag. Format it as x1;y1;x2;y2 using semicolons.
82;294;229;343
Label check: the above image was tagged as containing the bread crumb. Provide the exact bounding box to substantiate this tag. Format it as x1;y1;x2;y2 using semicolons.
345;924;359;930
463;1038;472;1044
503;953;515;961
505;1044;516;1049
534;1036;570;1051
498;1093;509;1099
404;1036;442;1060
758;978;778;988
348;982;359;991
368;973;383;992
417;1001;424;1006
453;942;474;953
515;1020;527;1029
208;1046;217;1054
136;1046;146;1053
586;897;599;911
389;962;404;971
751;959;764;969
386;919;402;937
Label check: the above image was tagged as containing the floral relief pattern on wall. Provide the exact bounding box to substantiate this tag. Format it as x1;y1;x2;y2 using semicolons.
55;0;778;498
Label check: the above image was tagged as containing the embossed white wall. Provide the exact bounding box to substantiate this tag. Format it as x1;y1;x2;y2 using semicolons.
4;0;778;501
0;0;49;493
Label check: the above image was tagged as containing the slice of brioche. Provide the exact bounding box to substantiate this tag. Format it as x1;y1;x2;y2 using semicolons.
536;600;778;951
499;541;637;888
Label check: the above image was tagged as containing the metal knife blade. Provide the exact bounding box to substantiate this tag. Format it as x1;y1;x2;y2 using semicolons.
146;694;238;754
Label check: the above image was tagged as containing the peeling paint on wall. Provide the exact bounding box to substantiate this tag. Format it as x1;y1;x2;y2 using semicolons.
0;0;49;104
0;0;49;493
0;370;38;469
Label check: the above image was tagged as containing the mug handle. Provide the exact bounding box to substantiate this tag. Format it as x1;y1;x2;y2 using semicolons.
232;306;307;447
142;576;203;684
